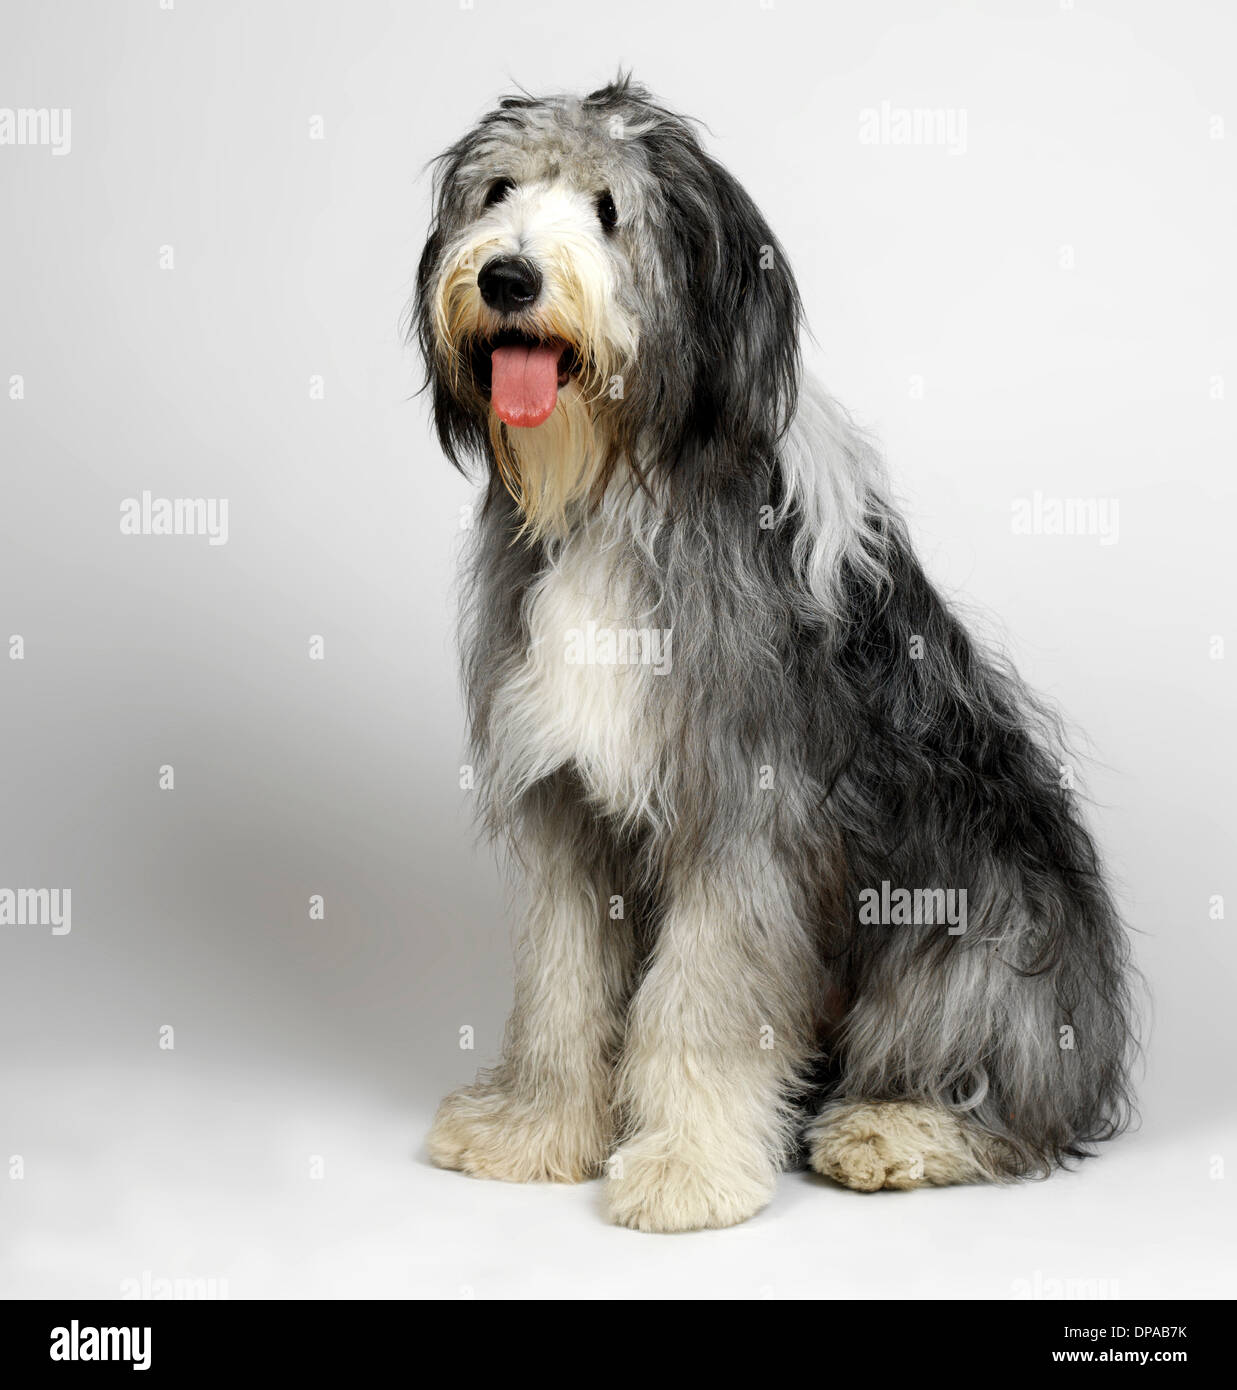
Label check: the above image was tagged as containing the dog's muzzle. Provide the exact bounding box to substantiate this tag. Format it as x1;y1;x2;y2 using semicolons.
471;255;577;430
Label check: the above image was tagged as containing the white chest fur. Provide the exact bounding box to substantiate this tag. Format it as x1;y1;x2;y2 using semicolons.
489;528;669;826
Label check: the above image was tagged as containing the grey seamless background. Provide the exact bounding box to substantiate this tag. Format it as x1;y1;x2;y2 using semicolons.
1;0;1234;1298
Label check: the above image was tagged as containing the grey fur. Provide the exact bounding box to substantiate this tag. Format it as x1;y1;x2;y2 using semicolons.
414;77;1137;1224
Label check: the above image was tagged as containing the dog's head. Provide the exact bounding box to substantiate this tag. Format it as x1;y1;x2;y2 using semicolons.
414;75;802;539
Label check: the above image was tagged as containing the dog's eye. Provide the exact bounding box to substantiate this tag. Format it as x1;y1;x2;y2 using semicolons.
596;190;618;232
483;177;515;209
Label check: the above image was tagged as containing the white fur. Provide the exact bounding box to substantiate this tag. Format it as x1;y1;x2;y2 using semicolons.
488;505;670;831
776;374;892;617
808;1099;1009;1191
427;820;635;1183
607;851;820;1231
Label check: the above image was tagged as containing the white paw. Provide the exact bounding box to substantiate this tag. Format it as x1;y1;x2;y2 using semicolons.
604;1140;775;1232
808;1099;992;1191
427;1083;607;1183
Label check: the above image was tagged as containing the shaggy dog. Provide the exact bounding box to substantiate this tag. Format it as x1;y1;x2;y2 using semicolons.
413;76;1135;1232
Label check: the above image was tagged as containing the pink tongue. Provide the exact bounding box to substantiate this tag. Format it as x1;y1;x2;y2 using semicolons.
490;343;561;428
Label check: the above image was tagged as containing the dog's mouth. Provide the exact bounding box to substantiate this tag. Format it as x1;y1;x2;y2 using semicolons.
470;330;580;429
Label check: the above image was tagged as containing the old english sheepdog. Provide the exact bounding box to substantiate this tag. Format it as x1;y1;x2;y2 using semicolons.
413;76;1136;1232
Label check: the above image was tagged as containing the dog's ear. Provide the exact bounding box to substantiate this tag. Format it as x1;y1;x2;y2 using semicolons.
664;153;803;473
412;162;492;476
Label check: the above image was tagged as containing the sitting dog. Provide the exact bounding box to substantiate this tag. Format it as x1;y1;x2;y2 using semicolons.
413;76;1136;1232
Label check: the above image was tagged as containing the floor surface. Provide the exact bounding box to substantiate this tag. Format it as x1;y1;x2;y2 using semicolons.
3;1064;1230;1300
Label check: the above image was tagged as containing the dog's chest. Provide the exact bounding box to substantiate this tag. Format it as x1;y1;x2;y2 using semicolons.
493;533;667;821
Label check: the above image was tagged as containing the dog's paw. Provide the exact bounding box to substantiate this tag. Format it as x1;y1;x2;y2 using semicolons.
807;1099;994;1192
604;1141;775;1232
427;1084;606;1183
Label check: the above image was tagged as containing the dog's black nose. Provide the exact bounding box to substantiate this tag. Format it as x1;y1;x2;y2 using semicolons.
477;256;542;314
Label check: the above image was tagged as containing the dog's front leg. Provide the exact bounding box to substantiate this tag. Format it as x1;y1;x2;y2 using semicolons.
607;847;818;1232
427;812;636;1183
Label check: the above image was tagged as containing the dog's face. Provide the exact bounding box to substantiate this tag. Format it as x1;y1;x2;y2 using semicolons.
415;78;802;538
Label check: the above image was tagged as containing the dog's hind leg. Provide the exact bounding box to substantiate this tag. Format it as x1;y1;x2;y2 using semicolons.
427;790;638;1183
807;868;1134;1191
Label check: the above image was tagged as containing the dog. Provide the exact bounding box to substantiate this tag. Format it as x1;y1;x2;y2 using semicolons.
413;76;1136;1232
